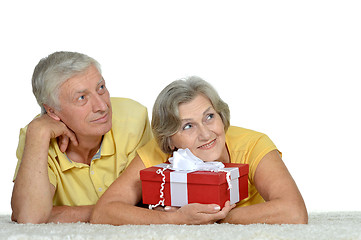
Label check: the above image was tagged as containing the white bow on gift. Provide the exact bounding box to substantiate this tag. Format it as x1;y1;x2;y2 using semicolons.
168;148;225;172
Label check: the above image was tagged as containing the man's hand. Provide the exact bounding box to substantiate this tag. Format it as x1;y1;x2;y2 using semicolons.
28;114;78;152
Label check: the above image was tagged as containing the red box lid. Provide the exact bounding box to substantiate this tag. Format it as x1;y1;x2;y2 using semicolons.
140;163;249;185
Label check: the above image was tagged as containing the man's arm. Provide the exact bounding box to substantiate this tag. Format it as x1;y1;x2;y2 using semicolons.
218;150;308;224
48;205;94;223
11;114;78;224
90;155;235;225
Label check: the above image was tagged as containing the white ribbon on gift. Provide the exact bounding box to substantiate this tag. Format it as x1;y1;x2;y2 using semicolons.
168;148;225;172
149;148;239;209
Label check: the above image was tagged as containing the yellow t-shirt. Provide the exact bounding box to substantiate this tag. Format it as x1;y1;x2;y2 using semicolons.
14;97;152;206
137;126;279;207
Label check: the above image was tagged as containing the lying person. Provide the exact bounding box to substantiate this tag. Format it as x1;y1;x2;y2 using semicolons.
11;51;152;223
90;76;308;225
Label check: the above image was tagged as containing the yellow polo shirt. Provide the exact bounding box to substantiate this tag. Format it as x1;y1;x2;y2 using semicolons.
14;97;152;206
138;126;279;208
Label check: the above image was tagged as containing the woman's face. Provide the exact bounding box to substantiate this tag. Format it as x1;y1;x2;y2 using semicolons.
170;94;229;163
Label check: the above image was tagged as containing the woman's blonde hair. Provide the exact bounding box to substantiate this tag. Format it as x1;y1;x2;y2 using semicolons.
152;76;230;154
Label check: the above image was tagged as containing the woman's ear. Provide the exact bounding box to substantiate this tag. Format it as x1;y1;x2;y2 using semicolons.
43;104;61;121
168;138;176;151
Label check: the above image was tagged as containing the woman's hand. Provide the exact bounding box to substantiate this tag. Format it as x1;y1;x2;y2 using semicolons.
174;201;236;224
153;201;235;224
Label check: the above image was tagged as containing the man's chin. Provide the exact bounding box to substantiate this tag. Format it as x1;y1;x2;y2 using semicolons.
92;123;112;136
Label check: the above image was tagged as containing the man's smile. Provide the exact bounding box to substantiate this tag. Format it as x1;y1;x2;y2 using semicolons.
91;112;109;123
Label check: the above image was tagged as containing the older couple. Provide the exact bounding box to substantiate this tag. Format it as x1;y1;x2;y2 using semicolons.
11;51;307;225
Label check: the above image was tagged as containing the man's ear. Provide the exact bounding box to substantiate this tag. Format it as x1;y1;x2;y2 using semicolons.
43;104;61;121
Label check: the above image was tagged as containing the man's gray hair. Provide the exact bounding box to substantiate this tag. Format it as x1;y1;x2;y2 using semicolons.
32;51;101;114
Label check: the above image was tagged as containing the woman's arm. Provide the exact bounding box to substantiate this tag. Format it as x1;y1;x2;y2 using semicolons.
219;150;308;224
90;155;235;225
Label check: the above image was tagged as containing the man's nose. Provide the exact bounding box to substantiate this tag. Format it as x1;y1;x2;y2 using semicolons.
92;95;108;112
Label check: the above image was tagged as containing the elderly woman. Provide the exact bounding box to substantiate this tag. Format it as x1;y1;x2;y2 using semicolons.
91;76;308;225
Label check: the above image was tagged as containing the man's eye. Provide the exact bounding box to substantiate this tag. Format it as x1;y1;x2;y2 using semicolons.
78;96;85;101
98;84;106;93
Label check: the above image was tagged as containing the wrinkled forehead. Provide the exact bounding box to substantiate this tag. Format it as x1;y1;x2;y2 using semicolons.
58;65;103;98
177;94;214;119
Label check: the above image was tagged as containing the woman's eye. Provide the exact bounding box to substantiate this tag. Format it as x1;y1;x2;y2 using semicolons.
183;123;192;130
206;113;214;120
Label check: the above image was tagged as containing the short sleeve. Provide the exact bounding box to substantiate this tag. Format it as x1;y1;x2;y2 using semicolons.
13;126;57;188
47;158;57;188
13;127;27;182
137;138;169;168
125;108;153;167
247;134;280;183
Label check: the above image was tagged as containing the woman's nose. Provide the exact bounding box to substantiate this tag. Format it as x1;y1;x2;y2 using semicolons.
198;124;212;140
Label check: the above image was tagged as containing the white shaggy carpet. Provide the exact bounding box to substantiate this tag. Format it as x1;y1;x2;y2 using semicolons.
0;212;360;240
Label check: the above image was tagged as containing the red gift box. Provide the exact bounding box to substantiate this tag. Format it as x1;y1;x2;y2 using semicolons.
140;163;249;207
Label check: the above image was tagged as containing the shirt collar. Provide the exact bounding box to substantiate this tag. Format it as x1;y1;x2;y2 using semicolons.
101;129;115;156
54;130;115;172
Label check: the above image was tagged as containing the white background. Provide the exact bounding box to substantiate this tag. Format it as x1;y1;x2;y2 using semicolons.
0;0;360;215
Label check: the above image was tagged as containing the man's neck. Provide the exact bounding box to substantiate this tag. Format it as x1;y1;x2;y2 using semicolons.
65;135;103;165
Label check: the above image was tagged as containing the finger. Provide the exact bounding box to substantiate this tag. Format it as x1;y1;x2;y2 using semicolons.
222;201;237;211
164;206;179;212
68;133;78;146
202;202;236;224
59;136;69;153
192;203;221;214
152;206;165;212
64;128;78;146
211;201;236;222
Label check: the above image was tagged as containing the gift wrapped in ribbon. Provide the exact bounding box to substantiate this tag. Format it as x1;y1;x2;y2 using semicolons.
140;149;249;208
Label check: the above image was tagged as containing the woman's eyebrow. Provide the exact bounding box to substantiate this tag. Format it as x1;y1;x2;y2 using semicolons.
203;106;213;115
180;106;213;122
180;118;192;122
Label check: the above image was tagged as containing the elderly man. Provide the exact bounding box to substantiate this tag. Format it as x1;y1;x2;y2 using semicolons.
11;51;152;224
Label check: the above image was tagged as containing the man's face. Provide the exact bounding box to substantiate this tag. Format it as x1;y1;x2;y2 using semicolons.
53;65;112;138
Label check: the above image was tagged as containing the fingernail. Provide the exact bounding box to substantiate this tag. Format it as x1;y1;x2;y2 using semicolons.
214;206;221;211
164;206;171;211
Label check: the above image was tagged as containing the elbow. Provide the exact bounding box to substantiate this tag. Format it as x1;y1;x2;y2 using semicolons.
90;211;109;225
89;213;99;224
289;211;308;224
288;203;308;224
12;210;50;224
11;202;51;224
11;196;53;224
89;205;102;224
295;208;308;224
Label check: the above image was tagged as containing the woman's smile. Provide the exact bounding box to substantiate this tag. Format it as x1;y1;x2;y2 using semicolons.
197;138;217;150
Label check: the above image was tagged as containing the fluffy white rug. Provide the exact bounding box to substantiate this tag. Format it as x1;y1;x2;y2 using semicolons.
0;212;360;240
